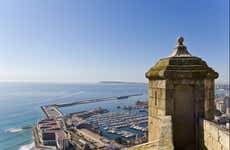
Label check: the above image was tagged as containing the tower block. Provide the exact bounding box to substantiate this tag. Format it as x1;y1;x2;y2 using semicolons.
145;37;218;150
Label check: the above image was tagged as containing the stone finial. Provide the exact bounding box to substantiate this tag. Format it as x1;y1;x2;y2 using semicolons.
177;36;184;45
169;36;191;57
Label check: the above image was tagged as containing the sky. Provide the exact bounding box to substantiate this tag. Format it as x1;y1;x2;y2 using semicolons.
0;0;229;83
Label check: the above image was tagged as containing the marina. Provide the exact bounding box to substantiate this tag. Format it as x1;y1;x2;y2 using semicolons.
86;112;148;139
87;112;148;130
33;93;147;149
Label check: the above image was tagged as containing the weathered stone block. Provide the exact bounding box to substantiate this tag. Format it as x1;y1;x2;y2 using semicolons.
157;109;165;116
203;131;210;144
208;123;219;140
204;120;211;132
152;80;166;88
219;129;229;149
148;107;154;117
149;88;153;97
211;139;222;150
158;89;166;100
204;134;211;148
152;108;157;116
221;145;229;150
149;80;153;88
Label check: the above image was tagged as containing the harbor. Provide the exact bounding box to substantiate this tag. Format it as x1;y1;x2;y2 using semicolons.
87;112;147;131
33;94;148;149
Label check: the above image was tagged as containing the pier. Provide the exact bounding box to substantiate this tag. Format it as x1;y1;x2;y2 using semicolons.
54;94;143;107
41;106;63;119
41;94;143;119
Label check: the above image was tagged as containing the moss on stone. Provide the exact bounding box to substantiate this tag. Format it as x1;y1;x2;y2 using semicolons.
146;57;218;80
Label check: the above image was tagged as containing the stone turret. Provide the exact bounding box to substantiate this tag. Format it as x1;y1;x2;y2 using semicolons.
146;37;218;80
145;37;218;150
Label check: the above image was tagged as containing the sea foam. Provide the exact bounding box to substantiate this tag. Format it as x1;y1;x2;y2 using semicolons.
6;128;23;133
18;142;35;150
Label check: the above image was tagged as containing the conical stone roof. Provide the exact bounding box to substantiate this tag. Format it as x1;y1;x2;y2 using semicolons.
145;37;218;80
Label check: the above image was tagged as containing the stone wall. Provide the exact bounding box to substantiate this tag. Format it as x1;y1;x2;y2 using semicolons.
148;80;166;141
204;79;215;120
200;119;229;150
127;141;172;150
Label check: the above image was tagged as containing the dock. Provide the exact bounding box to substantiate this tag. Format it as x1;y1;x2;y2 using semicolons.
40;94;143;119
41;106;63;119
87;112;148;131
54;94;143;107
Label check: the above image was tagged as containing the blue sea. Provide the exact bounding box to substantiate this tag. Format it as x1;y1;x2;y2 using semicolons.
0;82;147;150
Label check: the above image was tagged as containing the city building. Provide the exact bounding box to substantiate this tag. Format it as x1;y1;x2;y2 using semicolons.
216;96;230;114
36;118;72;149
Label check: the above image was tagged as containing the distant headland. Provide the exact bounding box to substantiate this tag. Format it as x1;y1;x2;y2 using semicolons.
99;81;147;84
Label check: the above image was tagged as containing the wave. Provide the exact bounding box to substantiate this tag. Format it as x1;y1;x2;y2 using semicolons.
18;142;35;150
6;128;23;133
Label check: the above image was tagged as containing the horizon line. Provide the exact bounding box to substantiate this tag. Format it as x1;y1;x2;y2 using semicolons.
0;80;228;85
0;80;148;84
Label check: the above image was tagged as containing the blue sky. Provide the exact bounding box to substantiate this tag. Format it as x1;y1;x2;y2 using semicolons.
0;0;229;83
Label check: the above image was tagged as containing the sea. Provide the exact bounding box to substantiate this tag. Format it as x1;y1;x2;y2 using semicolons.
0;82;148;150
0;82;228;150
